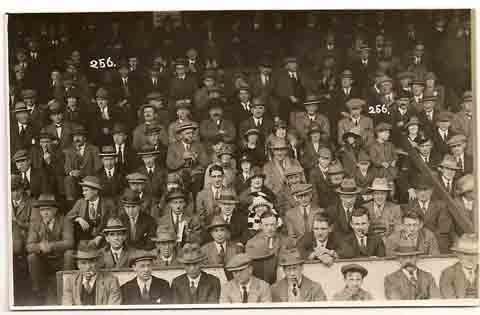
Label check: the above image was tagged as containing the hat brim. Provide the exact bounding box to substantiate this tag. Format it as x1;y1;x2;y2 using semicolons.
438;164;462;170
99;153;117;157
178;254;207;264
129;255;156;267
79;182;103;190
394;251;423;256
103;227;128;233
343;132;361;140
13;108;30;113
368;186;392;192
279;258;305;266
176;127;196;134
218;200;239;205
226;263;251;272
74;253;100;260
151;237;176;243
207;223;230;231
450;247;477;255
249;251;275;260
137;151;161;156
336;188;361;194
342;267;368;277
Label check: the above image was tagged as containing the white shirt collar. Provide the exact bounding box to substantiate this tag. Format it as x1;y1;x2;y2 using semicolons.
462;197;473;210
214;241;227;253
82;274;97;288
187;274;202;287
136;277;152;291
402;268;418;280
238;280;251;293
111;247;123;257
89;197;99;208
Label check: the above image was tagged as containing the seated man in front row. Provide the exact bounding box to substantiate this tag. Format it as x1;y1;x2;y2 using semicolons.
98;217;133;269
301;213;339;265
333;263;374;301
62;243;122;305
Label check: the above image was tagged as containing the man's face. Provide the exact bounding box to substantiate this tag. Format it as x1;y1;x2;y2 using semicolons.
440;167;456;181
148;133;161;146
239;90;250;102
156;241;175;258
357;161;370;173
96;98;108;108
286;62;298;72
340;194;356;208
220;203;235;217
113;133;127;145
39;207;57;223
398;255;418;270
233;266;252;285
71;51;81;62
128;57;138;69
345;272;363;292
286;174;302;186
305;104;318;115
15;159;31;172
417;142;432;156
252;105;265;118
380;82;393;94
310;132;321;143
412;84;424;96
295;192;312;207
400;78;411;88
437;121;450;131
133;260;153;282
50;112;63;124
177;108;190;121
15;111;29;124
407;124;419;135
312;221;331;241
259;65;272;75
341;77;353;88
51;71;61;81
184;262;202;279
261;216;277;237
240;161;251;172
350;108;361;118
102;156;116;170
378;130;390;141
360;50;369;60
209;108;223;121
142;156;156;168
416;188;432;202
67;97;78;109
105;231;126;250
350;214;370;236
169;198;186;215
203;78;215;88
251;177;263;189
143;108;155;122
273;148;288;161
181;129;194;143
23;97;34;107
129;182;145;193
210;226;228;243
403;217;421;236
15;70;24;80
77;259;97;278
175;65;186;76
318;156;331;169
450;143;466;156
82;186;98;201
329;173;344;186
373;191;387;205
124;204;141;218
463;101;472;113
211;170;224;188
283;264;303;284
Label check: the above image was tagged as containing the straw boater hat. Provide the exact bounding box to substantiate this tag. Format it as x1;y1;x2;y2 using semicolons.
303;94;323;107
207;215;230;231
437;155;462;170
33;194;59;209
341;263;368;277
368;177;392;192
12;102;30;113
129;250;157;267
150;227;177;243
225;253;252;271
336;178;361;194
178;243;207;264
103;217;128;233
79;176;103;190
450;234;478;255
176;121;197;134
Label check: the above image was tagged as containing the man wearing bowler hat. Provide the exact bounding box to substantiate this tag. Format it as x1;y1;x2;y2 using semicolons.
63;125;102;201
121;250;171;305
220;253;272;303
384;245;440;300
440;234;478;298
96;145;127;199
171;242;221;304
151;227;180;267
290;94;330;143
118;189;156;250
26;194;75;303
98;217;133;269
271;248;326;302
136;144;167;200
62;243;122;305
112;123;136;173
333;263;373;300
67;176;116;248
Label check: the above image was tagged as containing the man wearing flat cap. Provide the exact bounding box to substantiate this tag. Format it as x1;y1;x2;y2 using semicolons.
67;176;116;249
97;217;133;269
171;242;221;304
440;234;478;298
333;263;373;300
384;245;440;300
271;248;326;302
27;194;75;303
121;250;171;305
220;253;272;303
62;243;122;305
63;125;102;201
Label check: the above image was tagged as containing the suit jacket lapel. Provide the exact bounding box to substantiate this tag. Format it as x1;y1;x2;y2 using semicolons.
300;278;312;301
96;274;103;305
118;249;129;267
74;273;83;305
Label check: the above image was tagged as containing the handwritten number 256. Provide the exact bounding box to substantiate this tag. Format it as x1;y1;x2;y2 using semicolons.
90;57;115;69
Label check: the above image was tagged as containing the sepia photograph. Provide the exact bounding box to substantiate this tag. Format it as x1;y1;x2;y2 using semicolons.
4;7;478;310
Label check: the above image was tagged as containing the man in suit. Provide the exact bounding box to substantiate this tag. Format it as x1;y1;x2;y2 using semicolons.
169;58;198;101
337;207;386;259
290;94;330;142
10;102;37;154
62;245;122;305
66;176;116;249
447;134;474;177
333;263;374;300
98;217;133;269
151;227;180;267
135;144;167;200
126;172;154;216
431;111;457;157
118;189;156;250
121;250;171;305
301;213;340;265
248;57;274;100
384;245;440;300
331;70;363;132
440;234;478;299
417;95;440;137
390;94;415;146
202;215;242;266
309;147;333;209
220;253;272;303
199;99;236;147
111;61;141;112
26;195;75;303
451;91;473;155
96;146;126;199
271;248;326;302
238;97;274;140
350;44;376;91
142;65;168;97
363;177;402;238
13;149;51;199
230;85;254;127
44;99;77;150
407;178;456;254
11;175;38;245
132;105;169;151
63;125;102;201
21;89;47;131
215;192;249;245
263;137;303;195
112;123;137;174
337;98;374;146
385;210;440;257
171;242;221;304
435;154;461;198
285;183;323;242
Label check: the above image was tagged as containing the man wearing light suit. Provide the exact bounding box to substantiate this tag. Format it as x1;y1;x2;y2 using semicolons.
337;98;374;146
290;94;330;142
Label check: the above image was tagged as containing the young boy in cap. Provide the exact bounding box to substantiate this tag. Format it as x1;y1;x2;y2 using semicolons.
440;234;478;298
384;245;440;300
333;263;373;300
121;250;171;304
220;253;272;303
171;243;221;304
271;248;327;302
98;217;133;269
151;227;180;266
62;243;122;305
26;194;75;303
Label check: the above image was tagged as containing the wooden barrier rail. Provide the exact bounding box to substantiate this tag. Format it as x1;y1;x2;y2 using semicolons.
57;255;458;305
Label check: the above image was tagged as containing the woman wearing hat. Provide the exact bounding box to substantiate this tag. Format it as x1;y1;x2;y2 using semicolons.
238;166;277;211
246;196;283;239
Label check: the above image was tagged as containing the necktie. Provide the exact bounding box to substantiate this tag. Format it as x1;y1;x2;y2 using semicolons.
190;281;196;295
174;214;180;233
130;218;136;240
89;202;96;220
268;237;274;249
114;252;119;264
214;189;220;200
457;158;464;170
303;207;309;232
354;119;359;126
346;208;352;222
219;244;225;263
361;237;367;249
84;281;92;293
292;283;298;297
148;169;153;177
153;78;157;86
408;270;418;287
141;283;149;300
22;172;29;185
241;285;248;303
19;125;25;135
446;180;451;192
